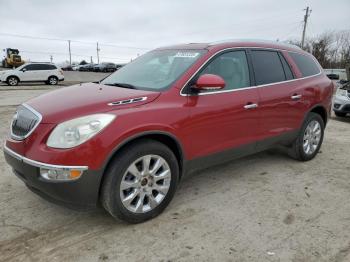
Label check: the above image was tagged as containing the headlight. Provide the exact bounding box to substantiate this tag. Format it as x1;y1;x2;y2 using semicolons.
47;114;115;148
336;88;348;98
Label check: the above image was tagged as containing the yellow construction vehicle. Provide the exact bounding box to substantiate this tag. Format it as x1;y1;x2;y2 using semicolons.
2;48;25;68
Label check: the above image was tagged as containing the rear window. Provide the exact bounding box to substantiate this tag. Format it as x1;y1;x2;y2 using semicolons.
288;52;320;77
251;50;286;85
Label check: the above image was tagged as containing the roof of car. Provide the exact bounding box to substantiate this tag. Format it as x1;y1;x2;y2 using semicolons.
23;62;57;65
156;39;303;53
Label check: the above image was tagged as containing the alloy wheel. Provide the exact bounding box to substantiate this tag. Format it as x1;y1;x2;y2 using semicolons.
8;77;18;86
303;120;321;155
120;155;171;213
49;77;58;85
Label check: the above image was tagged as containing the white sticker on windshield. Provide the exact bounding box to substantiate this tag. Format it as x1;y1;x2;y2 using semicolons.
174;52;199;58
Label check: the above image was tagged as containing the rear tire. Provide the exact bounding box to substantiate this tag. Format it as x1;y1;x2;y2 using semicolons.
7;76;19;86
288;112;324;161
334;112;347;117
48;76;58;85
101;140;179;223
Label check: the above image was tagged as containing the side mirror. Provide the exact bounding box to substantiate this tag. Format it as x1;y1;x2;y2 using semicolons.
21;68;27;72
193;74;225;91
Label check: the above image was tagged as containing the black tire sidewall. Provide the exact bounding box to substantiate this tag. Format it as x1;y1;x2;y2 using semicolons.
297;112;324;161
7;76;18;86
102;140;179;223
48;76;58;85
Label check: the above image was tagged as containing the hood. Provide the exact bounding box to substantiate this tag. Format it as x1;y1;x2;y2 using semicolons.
0;69;13;76
26;83;161;123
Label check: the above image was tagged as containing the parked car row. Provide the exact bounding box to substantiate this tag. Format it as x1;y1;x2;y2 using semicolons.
71;63;125;72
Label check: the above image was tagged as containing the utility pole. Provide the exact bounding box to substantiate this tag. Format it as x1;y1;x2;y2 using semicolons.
96;42;100;64
68;40;72;65
301;6;311;49
50;55;53;63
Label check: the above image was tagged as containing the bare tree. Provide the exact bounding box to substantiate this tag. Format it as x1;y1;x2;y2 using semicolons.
286;30;350;68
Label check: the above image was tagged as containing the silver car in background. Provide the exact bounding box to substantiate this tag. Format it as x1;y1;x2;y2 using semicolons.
333;81;350;117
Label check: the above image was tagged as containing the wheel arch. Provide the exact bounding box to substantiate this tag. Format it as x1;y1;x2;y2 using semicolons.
47;75;58;80
97;131;186;200
6;75;20;82
309;104;328;126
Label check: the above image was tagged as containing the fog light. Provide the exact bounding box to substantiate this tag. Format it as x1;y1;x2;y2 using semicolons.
40;168;83;181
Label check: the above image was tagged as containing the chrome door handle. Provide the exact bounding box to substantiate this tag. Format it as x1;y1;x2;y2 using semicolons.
244;103;258;109
291;94;302;100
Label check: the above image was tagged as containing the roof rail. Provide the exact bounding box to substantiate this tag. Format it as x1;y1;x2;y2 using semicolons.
209;39;302;50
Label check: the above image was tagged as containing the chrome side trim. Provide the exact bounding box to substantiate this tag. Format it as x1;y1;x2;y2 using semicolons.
10;103;43;141
180;46;322;97
108;96;147;106
3;145;88;171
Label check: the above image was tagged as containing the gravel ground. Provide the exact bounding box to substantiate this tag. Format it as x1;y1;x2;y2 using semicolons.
0;84;350;262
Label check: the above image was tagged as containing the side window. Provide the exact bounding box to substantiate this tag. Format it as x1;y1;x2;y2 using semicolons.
251;50;286;85
198;51;250;91
36;64;46;70
23;64;36;71
288;52;320;77
37;64;53;70
279;53;294;80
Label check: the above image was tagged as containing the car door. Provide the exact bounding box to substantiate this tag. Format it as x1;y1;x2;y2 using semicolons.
17;64;36;81
36;64;52;81
249;49;307;149
184;50;260;162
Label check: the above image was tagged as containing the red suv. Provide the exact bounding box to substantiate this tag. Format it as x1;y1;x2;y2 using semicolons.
4;40;333;223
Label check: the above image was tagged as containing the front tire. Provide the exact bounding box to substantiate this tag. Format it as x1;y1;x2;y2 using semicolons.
288;112;324;161
101;140;179;223
7;76;19;86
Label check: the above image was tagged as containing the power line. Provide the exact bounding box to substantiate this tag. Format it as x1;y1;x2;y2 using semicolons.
20;50;130;61
281;22;304;41
0;32;150;50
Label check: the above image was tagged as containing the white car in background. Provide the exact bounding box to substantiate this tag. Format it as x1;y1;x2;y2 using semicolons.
333;81;350;117
0;63;64;86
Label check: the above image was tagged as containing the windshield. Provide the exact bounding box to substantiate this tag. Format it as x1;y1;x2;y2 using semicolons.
15;64;26;70
101;49;206;91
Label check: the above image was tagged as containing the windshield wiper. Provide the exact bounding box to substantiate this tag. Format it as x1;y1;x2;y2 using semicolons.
104;82;137;89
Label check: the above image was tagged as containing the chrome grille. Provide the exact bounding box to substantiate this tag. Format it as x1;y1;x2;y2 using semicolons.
11;104;41;140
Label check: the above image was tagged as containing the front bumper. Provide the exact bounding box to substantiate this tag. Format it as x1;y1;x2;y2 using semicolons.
3;145;102;210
